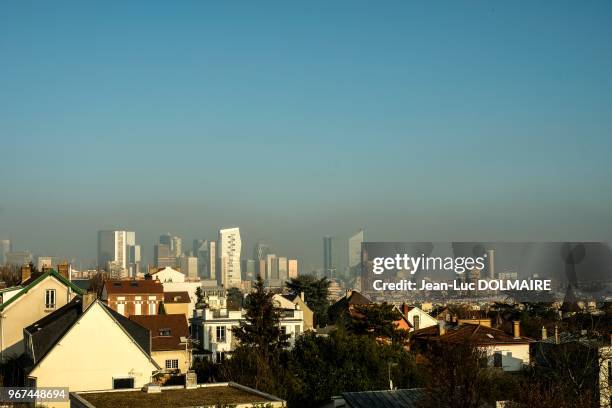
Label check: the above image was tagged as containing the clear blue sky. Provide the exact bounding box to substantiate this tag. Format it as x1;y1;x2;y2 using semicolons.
1;1;611;270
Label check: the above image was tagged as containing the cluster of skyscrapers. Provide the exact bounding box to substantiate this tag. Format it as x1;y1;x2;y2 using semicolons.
95;227;298;289
323;229;364;281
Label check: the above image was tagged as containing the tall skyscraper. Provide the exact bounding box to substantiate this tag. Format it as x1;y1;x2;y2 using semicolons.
253;241;270;261
98;230;136;277
160;233;182;258
278;257;288;281
242;259;256;281
266;254;277;280
323;236;335;279
288;259;298;279
180;255;198;279
218;227;241;288
348;229;364;273
0;239;11;265
154;244;174;268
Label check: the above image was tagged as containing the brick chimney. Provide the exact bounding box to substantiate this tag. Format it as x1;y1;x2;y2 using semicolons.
82;292;96;312
554;325;559;344
57;262;70;280
21;264;31;283
513;320;520;339
541;326;548;341
439;322;446;336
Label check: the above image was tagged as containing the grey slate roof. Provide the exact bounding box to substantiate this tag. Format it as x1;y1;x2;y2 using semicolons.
341;388;426;408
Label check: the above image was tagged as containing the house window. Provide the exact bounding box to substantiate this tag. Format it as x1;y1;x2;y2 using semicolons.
280;326;287;335
112;377;134;389
45;289;56;309
165;359;179;370
493;352;503;368
216;326;226;342
295;324;301;335
134;302;141;315
148;302;156;315
117;303;125;316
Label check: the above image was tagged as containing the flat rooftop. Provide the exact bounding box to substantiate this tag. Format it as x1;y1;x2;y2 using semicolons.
76;385;279;408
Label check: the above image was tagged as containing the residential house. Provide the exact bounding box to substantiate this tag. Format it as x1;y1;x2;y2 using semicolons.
280;292;314;331
272;294;305;346
103;279;164;317
163;291;190;316
532;330;611;408
161;281;203;315
0;267;82;358
129;314;190;373
400;304;438;331
23;296;159;407
151;266;186;283
192;293;306;361
411;322;533;372
191;305;243;363
329;290;411;332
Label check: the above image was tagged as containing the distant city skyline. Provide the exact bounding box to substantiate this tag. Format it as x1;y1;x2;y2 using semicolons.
1;2;611;268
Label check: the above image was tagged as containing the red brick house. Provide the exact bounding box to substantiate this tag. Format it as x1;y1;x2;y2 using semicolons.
103;279;164;317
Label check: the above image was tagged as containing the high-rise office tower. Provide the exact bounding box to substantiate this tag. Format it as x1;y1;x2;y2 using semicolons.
323;236;336;279
160;233;182;258
154;244;174;268
127;245;141;277
98;230;136;277
242;259;256;281
288;259;298;279
266;254;277;280
0;239;11;265
180;255;198;279
258;259;266;279
218;227;241;288
348;229;364;276
253;241;270;261
277;257;288;281
193;240;217;280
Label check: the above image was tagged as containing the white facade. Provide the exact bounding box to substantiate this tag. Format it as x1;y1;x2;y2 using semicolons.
191;307;243;363
218;228;241;288
26;302;158;407
405;306;438;331
288;259;298;279
192;295;305;362
484;343;530;372
153;266;186;283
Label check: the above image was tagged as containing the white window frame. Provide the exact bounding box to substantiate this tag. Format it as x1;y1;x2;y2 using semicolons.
148;302;156;315
216;326;226;343
165;359;179;370
45;289;56;309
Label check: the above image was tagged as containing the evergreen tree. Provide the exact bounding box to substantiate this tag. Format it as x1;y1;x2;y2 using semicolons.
232;275;290;357
286;275;330;327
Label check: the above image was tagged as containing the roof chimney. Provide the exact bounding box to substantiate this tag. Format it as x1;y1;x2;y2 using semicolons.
21;264;31;283
82;292;96;312
554;325;559;344
300;291;305;302
57;262;70;280
513;320;520;339
541;326;548;341
439;322;446;336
